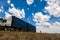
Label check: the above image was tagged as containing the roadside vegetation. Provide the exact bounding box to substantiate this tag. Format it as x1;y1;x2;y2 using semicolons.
0;31;60;40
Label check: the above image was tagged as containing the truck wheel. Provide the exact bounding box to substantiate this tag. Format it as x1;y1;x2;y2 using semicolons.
11;28;14;31
4;28;7;31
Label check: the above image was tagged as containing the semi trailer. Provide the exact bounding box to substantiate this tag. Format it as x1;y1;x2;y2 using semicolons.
0;16;36;32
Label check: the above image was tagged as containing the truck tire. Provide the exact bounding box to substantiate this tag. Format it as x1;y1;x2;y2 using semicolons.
4;28;8;31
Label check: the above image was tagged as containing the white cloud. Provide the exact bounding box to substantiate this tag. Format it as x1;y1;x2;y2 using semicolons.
9;7;25;19
42;21;60;33
7;0;10;4
7;0;25;19
0;6;4;12
52;22;60;28
36;22;52;33
1;6;4;9
7;0;14;7
44;0;60;17
36;22;51;28
0;9;3;12
39;27;60;33
32;12;51;32
26;0;34;5
5;12;11;18
10;3;14;7
32;12;60;33
33;12;50;22
36;21;60;33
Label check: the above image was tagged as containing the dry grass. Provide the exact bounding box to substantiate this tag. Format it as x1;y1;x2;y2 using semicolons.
0;31;60;40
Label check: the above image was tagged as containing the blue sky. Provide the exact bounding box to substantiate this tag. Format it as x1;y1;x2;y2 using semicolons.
0;0;60;33
0;0;47;25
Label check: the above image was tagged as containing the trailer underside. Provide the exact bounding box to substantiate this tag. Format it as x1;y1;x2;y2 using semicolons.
0;26;33;32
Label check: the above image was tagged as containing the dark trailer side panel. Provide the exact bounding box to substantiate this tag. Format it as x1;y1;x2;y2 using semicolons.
12;16;36;32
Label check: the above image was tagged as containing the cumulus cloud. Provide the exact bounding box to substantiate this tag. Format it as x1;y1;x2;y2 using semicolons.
44;0;60;17
43;21;60;33
26;0;34;5
32;12;60;33
7;0;10;4
10;3;14;7
0;9;3;12
5;12;11;18
0;6;4;12
35;21;60;33
9;7;25;19
36;22;51;28
7;0;14;7
32;12;51;32
52;22;60;28
33;12;50;22
7;0;25;19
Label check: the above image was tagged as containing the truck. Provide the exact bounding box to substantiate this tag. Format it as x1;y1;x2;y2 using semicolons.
0;16;36;32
